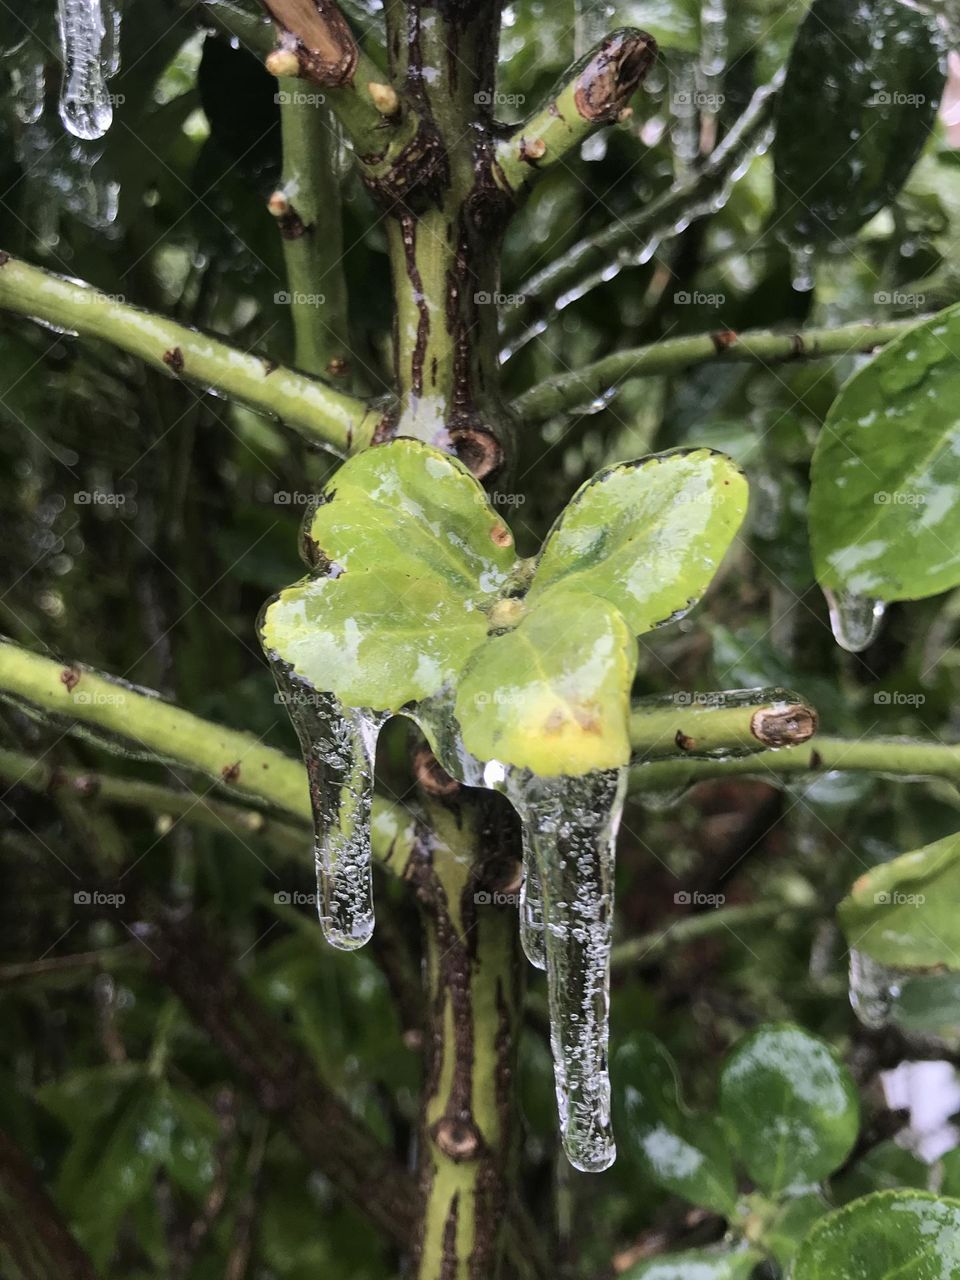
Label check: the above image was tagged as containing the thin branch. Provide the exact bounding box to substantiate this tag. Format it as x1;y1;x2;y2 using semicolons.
270;86;353;379
260;0;430;190
610;899;808;970
631;734;960;791
0;256;382;456
502;75;781;356
149;913;420;1248
513;316;921;423
494;29;656;198
0;643;416;871
0;1127;100;1280
630;689;817;760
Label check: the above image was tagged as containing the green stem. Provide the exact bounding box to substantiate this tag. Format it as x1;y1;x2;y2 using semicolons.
272;84;353;380
0;643;414;868
0;746;309;861
630;734;960;791
0;256;381;456
493;29;655;198
610;900;807;970
513;317;922;423
410;790;522;1280
502;75;780;350
630;689;817;759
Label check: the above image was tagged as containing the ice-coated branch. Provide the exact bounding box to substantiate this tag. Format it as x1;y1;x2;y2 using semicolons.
513;317;920;423
270;84;353;379
502;75;781;352
260;0;428;187
0;642;415;871
629;689;818;760
631;734;960;791
0;255;383;455
494;29;656;198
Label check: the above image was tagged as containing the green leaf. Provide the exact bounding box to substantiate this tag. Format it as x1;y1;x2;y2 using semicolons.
758;1192;829;1268
527;449;748;637
792;1191;960;1279
837;832;960;970
774;0;944;246
718;1023;859;1195
260;439;516;710
619;1248;762;1280
809;305;960;603
453;590;637;775
613;1032;738;1215
832;1141;929;1204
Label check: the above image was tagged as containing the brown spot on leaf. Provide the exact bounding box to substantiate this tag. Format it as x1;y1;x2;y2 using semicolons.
675;729;696;751
163;347;184;374
221;762;242;784
490;523;512;549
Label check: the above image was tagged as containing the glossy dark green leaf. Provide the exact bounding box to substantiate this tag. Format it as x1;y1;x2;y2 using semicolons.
774;0;944;245
453;589;637;775
260;439;516;710
809;305;960;603
838;832;960;970
613;1033;738;1215
528;449;748;637
719;1023;859;1194
792;1191;960;1279
619;1248;762;1280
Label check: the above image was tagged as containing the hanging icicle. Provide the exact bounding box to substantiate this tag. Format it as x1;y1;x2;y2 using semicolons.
56;0;122;140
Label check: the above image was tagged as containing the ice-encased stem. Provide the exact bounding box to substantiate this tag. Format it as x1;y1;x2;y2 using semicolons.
270;665;385;950
519;836;546;970
507;767;627;1172
57;0;113;140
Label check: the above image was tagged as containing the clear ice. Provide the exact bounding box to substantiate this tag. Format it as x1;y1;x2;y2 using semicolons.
506;766;628;1172
269;661;385;951
57;0;117;140
823;588;886;653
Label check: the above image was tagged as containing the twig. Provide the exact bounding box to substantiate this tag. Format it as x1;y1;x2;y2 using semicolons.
494;30;656;198
513;317;921;423
0;256;382;456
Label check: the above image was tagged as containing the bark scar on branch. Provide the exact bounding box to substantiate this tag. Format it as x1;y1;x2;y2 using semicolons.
573;29;657;122
260;0;358;85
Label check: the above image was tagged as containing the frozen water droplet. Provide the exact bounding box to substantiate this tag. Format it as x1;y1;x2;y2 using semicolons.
57;0;113;139
10;43;45;124
849;949;899;1029
269;661;385;950
519;840;546;969
506;767;627;1172
824;588;886;652
789;241;816;292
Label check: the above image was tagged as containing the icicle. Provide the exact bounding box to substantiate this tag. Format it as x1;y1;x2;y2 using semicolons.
11;43;45;124
506;767;627;1172
669;58;699;175
270;663;386;950
788;241;816;292
102;0;122;79
700;0;728;82
823;588;886;653
57;0;113;140
519;837;546;969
